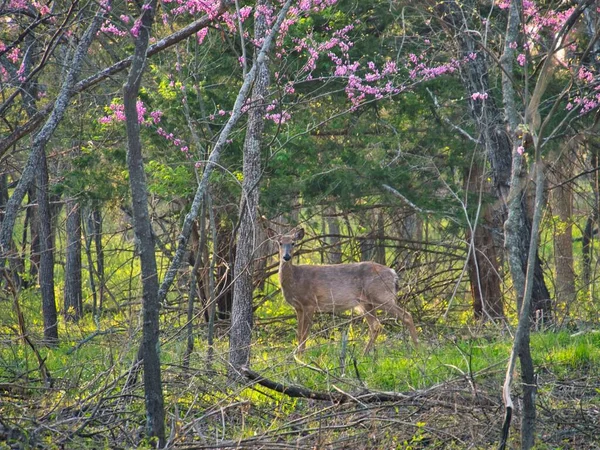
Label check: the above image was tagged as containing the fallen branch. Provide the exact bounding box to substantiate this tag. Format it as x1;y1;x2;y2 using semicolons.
241;367;500;408
242;367;415;404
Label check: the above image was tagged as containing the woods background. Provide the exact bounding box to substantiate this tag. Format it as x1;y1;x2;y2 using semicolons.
1;0;600;448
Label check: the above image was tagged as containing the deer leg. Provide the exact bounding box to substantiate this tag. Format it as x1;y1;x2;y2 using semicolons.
296;308;313;353
363;310;382;354
381;302;419;346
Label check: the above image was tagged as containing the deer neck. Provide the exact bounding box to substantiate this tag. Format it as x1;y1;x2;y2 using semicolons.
279;259;295;289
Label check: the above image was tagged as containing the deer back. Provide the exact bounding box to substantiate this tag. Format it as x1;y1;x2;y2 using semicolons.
279;261;398;313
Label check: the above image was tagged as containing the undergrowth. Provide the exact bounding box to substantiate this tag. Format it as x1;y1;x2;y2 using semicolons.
2;293;600;449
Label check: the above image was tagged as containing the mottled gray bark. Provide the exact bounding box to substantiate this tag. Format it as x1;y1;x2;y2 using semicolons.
64;199;82;321
0;4;229;159
229;0;271;375
156;0;294;306
37;151;58;345
499;2;596;449
325;207;342;264
122;0;164;444
0;4;106;271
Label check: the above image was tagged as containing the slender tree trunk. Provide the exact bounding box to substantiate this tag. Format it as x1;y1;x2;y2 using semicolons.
64;199;83;321
83;209;98;316
0;6;106;270
122;0;165;444
549;144;577;316
464;162;504;320
229;0;271;375
583;151;599;294
325;206;342;264
441;0;552;321
184;206;206;369
27;188;40;286
37;150;58;345
92;208;105;312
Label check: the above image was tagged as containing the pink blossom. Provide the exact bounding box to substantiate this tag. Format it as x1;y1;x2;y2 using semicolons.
100;21;127;37
131;19;142;38
517;54;526;66
150;110;163;124
265;111;291;124
578;67;594;83
136;100;146;123
471;92;488;101
7;47;20;63
197;28;208;45
517;146;525;155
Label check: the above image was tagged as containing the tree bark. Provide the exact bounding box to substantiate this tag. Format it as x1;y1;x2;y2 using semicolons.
229;0;271;375
122;0;165;444
441;0;551;322
325;206;342;264
37;150;58;345
0;5;106;271
464;162;504;320
549;143;577;315
156;0;293;306
64;199;83;321
92;208;106;312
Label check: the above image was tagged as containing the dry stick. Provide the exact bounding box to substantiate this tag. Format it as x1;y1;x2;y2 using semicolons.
156;0;294;304
241;367;499;408
241;367;404;403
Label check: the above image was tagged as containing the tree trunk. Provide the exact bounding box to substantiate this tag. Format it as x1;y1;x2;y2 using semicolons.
64;199;83;321
122;0;165;444
37;150;58;345
92;208;106;312
83;208;98;316
464;162;504;320
549;144;577;316
0;7;106;270
325;206;342;264
583;151;599;294
229;0;271;375
441;0;551;322
27;187;40;286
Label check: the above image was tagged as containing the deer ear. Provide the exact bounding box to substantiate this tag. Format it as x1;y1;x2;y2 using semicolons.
266;228;277;240
295;228;305;240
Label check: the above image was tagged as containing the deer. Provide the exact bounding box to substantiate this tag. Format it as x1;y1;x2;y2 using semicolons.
266;227;419;354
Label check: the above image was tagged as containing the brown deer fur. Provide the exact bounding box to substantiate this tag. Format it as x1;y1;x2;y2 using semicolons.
267;228;418;353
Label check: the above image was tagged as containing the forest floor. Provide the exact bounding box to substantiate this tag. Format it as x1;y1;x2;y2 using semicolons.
1;311;600;449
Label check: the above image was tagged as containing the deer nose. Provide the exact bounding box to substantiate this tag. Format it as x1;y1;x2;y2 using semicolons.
283;254;291;261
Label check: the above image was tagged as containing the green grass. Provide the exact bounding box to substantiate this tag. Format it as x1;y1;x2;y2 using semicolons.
3;289;600;449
